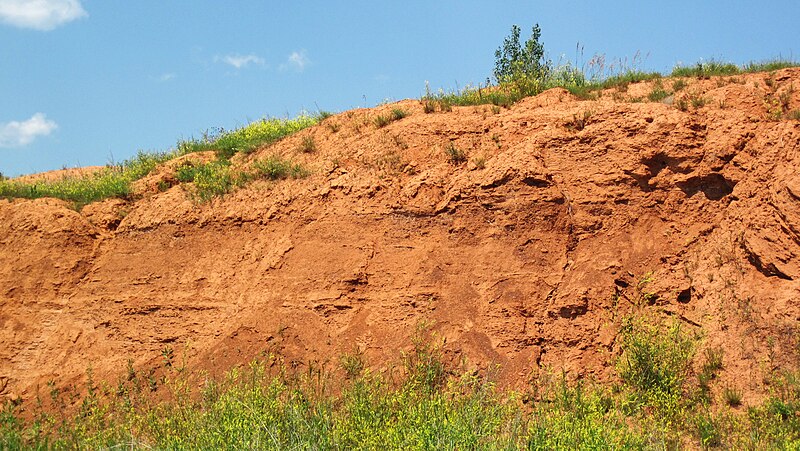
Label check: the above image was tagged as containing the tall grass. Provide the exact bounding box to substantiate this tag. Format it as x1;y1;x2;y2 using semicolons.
0;151;173;208
176;155;307;201
0;114;319;207
3;316;800;449
423;57;798;109
178;114;319;159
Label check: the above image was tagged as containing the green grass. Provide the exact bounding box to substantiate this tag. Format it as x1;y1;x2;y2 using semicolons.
444;141;467;164
0;151;173;209
374;108;408;128
0;113;318;207
178;114;320;159
423;58;797;110
671;58;799;78
3;316;800;449
176;155;306;201
647;79;671;102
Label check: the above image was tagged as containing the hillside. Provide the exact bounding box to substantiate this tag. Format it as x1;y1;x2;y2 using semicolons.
2;67;799;414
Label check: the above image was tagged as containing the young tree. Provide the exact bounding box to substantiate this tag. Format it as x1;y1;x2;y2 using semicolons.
493;24;550;83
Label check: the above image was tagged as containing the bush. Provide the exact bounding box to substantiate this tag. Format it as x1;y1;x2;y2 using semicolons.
617;317;694;411
494;24;551;84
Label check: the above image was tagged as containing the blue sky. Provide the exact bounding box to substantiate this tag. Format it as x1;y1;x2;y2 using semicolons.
1;0;798;177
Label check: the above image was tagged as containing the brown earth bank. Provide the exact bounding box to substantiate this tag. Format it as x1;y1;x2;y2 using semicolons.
2;69;800;410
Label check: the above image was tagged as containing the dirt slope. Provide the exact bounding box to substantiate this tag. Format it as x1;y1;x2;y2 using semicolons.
2;69;800;407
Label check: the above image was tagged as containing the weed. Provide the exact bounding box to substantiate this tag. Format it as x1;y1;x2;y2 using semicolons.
704;347;724;374
691;95;707;109
566;110;592;131
327;122;341;133
491;133;501;148
181;115;318;158
444;141;467;165
340;350;365;379
373;109;408;128
0;151;172;208
252;156;306;180
677;97;689;112
161;346;174;368
695;413;722;447
723;386;743;407
390;134;408;150
473;156;486;169
390;108;407;121
373;115;391;128
647;80;671;102
617;316;694;412
671;59;740;78
789;110;800;121
672;79;688;92
298;135;317;153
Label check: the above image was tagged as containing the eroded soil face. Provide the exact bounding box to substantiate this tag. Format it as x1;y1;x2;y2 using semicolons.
2;69;800;407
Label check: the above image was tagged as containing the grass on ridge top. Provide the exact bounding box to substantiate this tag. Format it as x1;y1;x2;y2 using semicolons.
0;151;173;209
0;114;320;208
422;58;799;109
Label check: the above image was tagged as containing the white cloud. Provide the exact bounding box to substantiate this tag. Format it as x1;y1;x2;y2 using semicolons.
0;0;87;31
215;54;265;69
0;113;58;147
281;50;310;72
158;73;176;82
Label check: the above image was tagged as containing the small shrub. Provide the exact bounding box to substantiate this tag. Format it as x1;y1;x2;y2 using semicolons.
647;80;671;102
298;135;317;153
402;331;447;393
691;95;707;109
252;156;306;180
672;79;688;92
677;97;689;112
703;347;724;374
444;141;467;165
566;110;592;131
695;413;722;447
340;350;365;379
175;161;200;182
723;386;743;407
788;110;800;120
373;115;391;128
190;160;241;201
617;317;694;411
493;23;551;83
390;108;407;121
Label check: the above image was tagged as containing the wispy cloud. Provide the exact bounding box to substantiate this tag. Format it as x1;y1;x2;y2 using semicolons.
157;73;176;82
215;54;265;69
280;50;311;72
0;113;58;147
0;0;87;31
